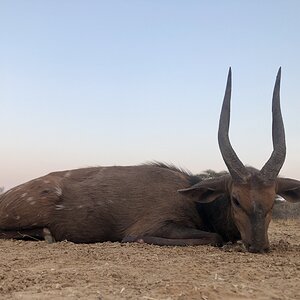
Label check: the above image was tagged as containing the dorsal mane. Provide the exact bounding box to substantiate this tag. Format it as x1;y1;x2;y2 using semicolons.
143;161;192;175
143;161;201;185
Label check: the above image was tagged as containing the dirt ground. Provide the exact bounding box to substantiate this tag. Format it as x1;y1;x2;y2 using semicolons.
0;220;299;300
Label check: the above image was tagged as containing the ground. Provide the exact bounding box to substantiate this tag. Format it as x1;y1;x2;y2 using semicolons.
0;220;299;300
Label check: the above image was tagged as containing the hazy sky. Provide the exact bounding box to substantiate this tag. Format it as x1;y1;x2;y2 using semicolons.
1;1;300;190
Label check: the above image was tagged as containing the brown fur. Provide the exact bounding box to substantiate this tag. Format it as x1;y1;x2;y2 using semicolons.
0;165;214;244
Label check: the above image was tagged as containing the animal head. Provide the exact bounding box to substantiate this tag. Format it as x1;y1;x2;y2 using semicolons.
179;68;300;253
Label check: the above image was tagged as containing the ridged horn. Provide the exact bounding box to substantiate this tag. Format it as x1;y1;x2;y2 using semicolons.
259;67;286;181
218;68;250;182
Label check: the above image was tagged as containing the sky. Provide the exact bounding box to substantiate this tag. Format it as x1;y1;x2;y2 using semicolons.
1;1;300;190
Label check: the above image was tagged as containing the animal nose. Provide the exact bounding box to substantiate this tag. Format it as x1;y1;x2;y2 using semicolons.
248;245;269;254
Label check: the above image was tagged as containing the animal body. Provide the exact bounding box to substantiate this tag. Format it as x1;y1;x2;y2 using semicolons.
1;68;299;253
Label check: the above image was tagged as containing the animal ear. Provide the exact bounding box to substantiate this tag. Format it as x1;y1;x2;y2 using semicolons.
178;176;227;203
276;178;300;203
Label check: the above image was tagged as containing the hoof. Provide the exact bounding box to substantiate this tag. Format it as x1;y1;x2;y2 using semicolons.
43;228;56;243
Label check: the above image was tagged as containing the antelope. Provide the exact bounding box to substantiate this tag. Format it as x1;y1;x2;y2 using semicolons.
0;68;299;253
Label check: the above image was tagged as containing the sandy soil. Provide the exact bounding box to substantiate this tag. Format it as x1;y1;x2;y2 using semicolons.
0;219;299;300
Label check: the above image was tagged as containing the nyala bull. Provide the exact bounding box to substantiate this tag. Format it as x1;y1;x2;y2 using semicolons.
1;68;299;253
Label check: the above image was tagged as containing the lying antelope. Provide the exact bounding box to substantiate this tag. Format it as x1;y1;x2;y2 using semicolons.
1;68;299;253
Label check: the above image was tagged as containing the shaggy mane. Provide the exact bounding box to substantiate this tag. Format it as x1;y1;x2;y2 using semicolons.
143;161;201;185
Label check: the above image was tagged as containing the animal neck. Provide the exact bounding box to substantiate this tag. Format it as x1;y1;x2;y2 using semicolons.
196;195;240;242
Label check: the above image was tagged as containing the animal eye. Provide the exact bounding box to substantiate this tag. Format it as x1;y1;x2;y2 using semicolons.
232;196;240;208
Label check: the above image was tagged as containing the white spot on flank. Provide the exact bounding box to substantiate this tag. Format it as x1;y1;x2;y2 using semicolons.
54;187;62;196
26;197;34;202
55;204;65;210
16;216;20;220
64;171;71;177
21;193;28;198
5;214;9;218
77;205;84;209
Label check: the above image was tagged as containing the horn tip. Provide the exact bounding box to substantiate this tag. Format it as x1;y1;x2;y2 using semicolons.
227;67;232;82
277;67;281;79
275;68;281;87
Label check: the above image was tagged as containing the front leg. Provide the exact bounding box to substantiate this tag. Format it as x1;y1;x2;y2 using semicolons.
122;224;223;246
